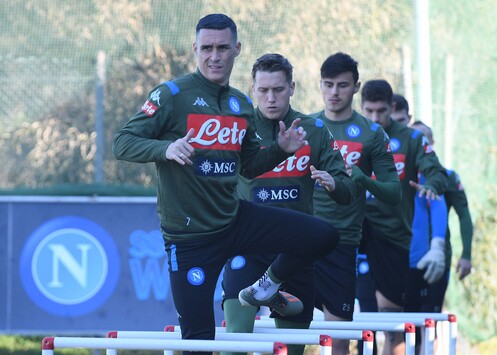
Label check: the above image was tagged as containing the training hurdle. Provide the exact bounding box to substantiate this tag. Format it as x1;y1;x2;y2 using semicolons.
261;312;457;355
215;325;373;355
225;327;375;355
107;329;332;355
41;336;286;355
254;319;416;355
353;312;457;355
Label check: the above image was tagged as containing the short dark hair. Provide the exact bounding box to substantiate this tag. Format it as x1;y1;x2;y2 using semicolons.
320;52;359;83
251;53;293;84
196;14;237;41
392;94;410;114
361;79;393;104
411;120;432;131
411;120;433;139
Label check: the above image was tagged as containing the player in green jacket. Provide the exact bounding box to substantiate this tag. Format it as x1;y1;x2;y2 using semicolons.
360;79;448;355
222;53;354;355
409;120;473;312
311;52;401;355
113;14;342;352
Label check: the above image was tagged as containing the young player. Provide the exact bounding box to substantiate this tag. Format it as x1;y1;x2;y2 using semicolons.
360;80;448;355
312;53;400;355
222;53;354;355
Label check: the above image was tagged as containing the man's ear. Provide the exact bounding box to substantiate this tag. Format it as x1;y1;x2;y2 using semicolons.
354;81;361;94
234;41;241;57
289;81;296;97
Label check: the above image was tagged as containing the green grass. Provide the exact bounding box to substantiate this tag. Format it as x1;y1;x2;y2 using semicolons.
0;335;166;354
0;336;91;354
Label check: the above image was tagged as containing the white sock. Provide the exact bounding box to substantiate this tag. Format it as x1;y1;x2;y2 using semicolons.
250;271;282;301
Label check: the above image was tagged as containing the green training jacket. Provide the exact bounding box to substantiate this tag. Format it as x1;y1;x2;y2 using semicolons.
366;118;448;250
312;110;399;245
236;107;355;213
113;70;293;239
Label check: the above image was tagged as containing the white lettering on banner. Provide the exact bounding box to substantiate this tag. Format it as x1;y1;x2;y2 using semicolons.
190;118;246;146
48;244;91;288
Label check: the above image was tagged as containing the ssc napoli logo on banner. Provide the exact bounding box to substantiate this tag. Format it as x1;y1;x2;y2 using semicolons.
19;216;120;316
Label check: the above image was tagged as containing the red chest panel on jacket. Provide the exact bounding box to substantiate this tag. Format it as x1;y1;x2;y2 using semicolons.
188;114;247;151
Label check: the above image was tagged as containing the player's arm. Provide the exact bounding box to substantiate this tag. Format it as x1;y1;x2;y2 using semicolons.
310;166;355;205
239;112;293;179
312;125;355;205
456;206;473;260
445;171;473;279
417;193;448;284
451;197;473;261
429;194;448;238
348;165;400;204
349;126;401;205
113;85;176;163
414;132;448;199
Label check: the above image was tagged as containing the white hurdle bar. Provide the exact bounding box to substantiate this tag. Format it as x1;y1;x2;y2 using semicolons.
227;328;375;355
107;329;332;355
260;312;457;355
172;326;375;355
41;336;286;355
254;319;416;355
353;312;457;355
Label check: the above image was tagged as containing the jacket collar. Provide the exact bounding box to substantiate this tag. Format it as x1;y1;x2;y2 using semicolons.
193;69;230;97
255;106;295;128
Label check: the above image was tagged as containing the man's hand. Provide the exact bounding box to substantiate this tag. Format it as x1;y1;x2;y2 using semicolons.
277;118;308;153
346;164;365;182
456;258;472;280
165;128;195;165
416;238;446;284
310;165;336;192
409;180;440;200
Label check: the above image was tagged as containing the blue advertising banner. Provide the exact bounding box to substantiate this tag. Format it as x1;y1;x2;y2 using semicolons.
0;196;225;335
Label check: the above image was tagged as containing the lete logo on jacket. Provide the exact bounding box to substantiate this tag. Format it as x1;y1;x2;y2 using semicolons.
187;114;247;151
257;145;311;178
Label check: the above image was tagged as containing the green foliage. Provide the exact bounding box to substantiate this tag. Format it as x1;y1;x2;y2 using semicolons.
430;0;497;205
446;189;497;342
0;45;192;189
0;0;416;189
